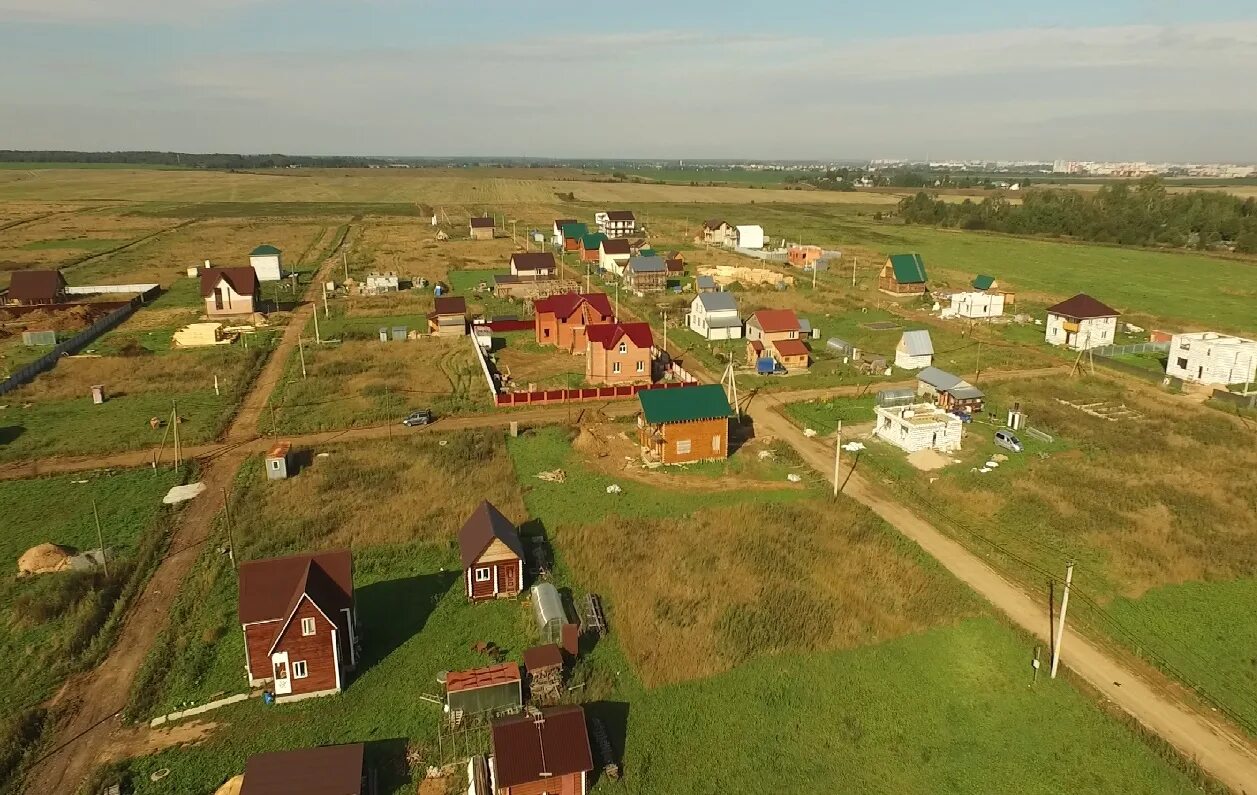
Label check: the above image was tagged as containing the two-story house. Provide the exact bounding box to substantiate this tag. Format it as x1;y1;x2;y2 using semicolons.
598;237;632;275
745;309;809;369
595;210;636;238
688;292;743;341
1045;294;1119;351
623;256;667;294
586;322;654;384
700;220;734;246
533;292;615;352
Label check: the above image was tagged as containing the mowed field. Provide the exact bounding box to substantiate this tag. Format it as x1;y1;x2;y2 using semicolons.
96;427;1212;795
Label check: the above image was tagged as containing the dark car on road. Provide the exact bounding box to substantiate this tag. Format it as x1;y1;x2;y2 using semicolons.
402;409;435;427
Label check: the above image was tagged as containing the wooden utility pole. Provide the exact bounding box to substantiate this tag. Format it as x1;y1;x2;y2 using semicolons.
342;251;349;284
852;256;857;288
1050;561;1074;679
221;488;236;569
171;400;181;468
92;499;108;578
662;310;668;353
721;353;739;419
214;374;220;396
832;420;843;497
298;336;308;378
323;282;330;318
313;303;322;344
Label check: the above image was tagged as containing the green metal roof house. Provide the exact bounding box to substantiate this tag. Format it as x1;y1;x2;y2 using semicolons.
879;253;928;296
637;384;733;465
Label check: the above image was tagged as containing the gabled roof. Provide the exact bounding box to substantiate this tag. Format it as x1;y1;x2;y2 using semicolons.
735;224;763;235
605;210;635;221
561;222;589;239
749;309;801;334
250;244;281;256
665;258;684;273
553;218;577;230
581;233;608;250
446;662;521;694
6;269;67;301
470;217;494;228
696;292;738;313
587;321;653;351
972;274;996;290
639;383;731;424
533;292;613;319
200;266;258;298
458;501;525;569
695;275;716;290
522;644;563;672
950;385;985;400
886;253;928;284
241;744;364;795
772;338;809;357
511;252;556;271
492;705;593;789
917;366;964;390
899;330;934;357
626;256;666;274
434;296;467;316
599;237;630;255
1046;293;1119;320
702;219;729;230
238;550;353;625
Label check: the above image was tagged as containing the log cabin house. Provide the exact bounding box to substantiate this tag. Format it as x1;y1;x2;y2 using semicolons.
637;384;732;465
878;253;929;296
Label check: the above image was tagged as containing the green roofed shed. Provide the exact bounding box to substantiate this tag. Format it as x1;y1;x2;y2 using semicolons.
561;222;589;240
887;253;927;284
251;244;281;256
581;233;607;249
638;384;731;424
972;274;996;290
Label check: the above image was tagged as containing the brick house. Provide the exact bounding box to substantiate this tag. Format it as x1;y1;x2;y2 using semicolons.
561;222;588;253
637;384;732;464
470;217;495;240
201;267;260;317
533;292;614;352
551;219;577;246
586;322;653;384
491;705;593;795
788;245;824;269
878;253;929;296
458;501;525;602
579;233;607;264
238;550;358;702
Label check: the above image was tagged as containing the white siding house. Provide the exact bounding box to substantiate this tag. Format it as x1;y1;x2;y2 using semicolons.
946;291;1005;319
249;245;283;282
894;330;934;370
1045;294;1119;351
596;210;636;238
688;292;743;341
599;238;632;274
874;403;963;453
734;225;764;250
1165;332;1257;386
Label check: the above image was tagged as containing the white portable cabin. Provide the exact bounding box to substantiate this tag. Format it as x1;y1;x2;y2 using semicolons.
948;291;1005;319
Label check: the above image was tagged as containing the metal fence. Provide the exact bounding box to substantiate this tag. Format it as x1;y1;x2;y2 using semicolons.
1210;389;1257;410
0;299;140;397
1092;354;1182;390
1091;341;1169;357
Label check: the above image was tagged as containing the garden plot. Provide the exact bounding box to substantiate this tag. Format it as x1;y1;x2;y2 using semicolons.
0;210;173;274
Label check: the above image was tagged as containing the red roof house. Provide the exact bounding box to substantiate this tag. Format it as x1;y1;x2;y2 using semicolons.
491;705;593;795
586;322;654;385
201;267;259;317
533;292;614;352
5;269;67;306
238;550;357;701
458;501;526;602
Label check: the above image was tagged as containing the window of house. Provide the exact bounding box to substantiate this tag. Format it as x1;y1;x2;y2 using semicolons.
618;342;628;354
475;567;492;582
1177;358;1188;369
613;362;621;374
636;361;645;373
789;331;797;339
676;439;692;454
292;660;308;679
544;328;551;338
712;435;721;451
301;617;316;636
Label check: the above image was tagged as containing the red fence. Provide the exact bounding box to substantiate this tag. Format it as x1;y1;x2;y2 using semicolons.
494;380;694;407
482;319;534;333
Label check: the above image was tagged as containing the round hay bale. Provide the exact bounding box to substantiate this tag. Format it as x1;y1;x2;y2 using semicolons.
213;775;244;795
17;543;76;576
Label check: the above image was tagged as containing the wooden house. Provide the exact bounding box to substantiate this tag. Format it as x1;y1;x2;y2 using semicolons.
700;219;734;246
878;253;928;296
561;222;588;253
238;550;358;701
6;269;68;306
917;366;985;414
201;267;260;317
637;384;732;465
533;292;614;352
459;501;525;602
586;322;654;384
241;743;366;795
470;217;495;240
490;705;593;795
747;338;809;370
623;256;667;293
428;295;468;336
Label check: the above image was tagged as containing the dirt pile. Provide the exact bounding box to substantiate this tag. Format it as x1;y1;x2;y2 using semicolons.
17;542;75;576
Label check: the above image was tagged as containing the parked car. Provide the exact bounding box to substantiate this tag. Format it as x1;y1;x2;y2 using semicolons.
993;429;1023;452
402;409;435;427
950;410;973;423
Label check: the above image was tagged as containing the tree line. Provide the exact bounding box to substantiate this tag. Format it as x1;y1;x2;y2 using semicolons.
897;178;1257;253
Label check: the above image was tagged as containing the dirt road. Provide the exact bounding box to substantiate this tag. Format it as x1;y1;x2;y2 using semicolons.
748;396;1257;793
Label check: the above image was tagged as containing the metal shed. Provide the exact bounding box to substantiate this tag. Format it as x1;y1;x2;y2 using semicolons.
531;583;567;645
265;442;291;480
876;388;916;408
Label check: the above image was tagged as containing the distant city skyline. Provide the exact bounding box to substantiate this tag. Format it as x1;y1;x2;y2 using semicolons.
1;1;1255;161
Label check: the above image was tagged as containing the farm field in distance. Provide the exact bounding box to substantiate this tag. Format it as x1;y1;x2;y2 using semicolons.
1;164;1253;795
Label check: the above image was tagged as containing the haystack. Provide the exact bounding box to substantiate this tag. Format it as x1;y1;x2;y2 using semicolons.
18;543;75;576
213;775;243;795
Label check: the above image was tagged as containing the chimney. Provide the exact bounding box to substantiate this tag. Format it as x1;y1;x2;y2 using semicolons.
204;259;212;269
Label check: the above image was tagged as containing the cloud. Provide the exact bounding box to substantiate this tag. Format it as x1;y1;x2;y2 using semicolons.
0;0;274;23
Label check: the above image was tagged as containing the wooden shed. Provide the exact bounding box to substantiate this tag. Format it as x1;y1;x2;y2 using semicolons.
878;253;928;296
458;501;525;602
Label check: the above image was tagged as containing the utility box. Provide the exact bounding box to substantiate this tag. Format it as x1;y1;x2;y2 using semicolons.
90;385;105;404
266;442;292;480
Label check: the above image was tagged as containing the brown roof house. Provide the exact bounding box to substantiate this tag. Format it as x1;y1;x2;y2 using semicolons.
5;269;67;306
429;295;468;336
586;322;654;385
241;743;366;795
459;501;525;602
1045;293;1120;350
201;267;260;317
470;216;495;240
238;550;358;702
700;219;735;246
510;252;558;279
491;705;593;795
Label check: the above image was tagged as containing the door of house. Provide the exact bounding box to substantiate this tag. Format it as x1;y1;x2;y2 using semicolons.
499;563;518;595
214;287;224;311
271;651;292;695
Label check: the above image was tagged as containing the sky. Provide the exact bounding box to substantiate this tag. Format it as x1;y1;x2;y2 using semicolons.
1;0;1255;161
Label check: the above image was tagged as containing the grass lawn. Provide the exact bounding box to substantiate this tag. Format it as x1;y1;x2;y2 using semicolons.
784;395;877;436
